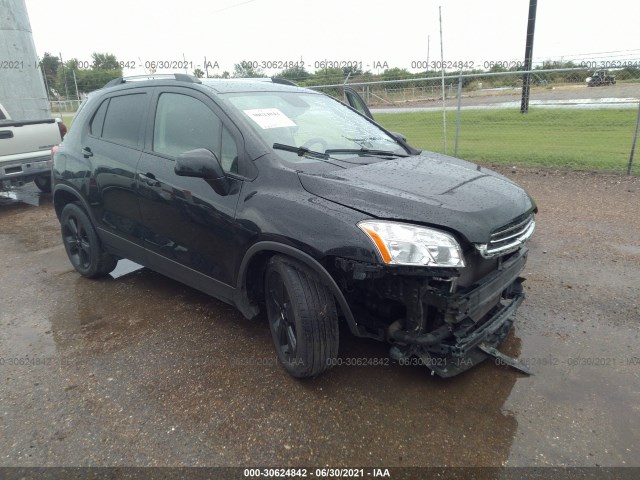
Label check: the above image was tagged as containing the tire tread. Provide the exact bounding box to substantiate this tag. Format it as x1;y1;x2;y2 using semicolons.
266;255;339;378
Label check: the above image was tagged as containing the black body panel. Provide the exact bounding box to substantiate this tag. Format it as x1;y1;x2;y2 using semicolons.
52;76;536;378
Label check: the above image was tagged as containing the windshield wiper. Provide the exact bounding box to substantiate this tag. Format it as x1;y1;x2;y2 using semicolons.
272;143;348;169
324;148;409;158
273;143;329;159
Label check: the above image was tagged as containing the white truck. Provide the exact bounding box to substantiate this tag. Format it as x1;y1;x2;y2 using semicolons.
0;102;67;193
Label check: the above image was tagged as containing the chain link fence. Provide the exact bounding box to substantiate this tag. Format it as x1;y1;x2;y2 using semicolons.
48;66;640;175
50;99;83;114
311;67;640;175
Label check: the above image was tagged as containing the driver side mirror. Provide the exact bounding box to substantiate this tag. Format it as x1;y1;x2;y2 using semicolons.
175;148;230;196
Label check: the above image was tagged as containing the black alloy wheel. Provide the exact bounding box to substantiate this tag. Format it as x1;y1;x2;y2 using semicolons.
60;203;117;278
265;255;339;378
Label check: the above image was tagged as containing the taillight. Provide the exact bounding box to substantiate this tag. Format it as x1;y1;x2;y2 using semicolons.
51;143;61;161
57;121;67;139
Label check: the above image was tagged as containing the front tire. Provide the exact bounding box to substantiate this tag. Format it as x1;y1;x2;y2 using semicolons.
60;203;117;278
265;255;339;378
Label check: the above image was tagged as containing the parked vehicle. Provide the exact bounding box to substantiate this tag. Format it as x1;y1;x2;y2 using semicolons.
0;102;67;192
52;74;536;378
586;70;616;87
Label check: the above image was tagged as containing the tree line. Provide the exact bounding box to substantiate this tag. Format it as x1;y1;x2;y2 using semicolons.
40;52;123;99
41;53;640;100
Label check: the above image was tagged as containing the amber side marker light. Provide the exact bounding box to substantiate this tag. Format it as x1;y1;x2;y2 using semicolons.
359;225;392;263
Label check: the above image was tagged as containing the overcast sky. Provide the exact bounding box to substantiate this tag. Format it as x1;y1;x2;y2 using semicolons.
25;0;640;76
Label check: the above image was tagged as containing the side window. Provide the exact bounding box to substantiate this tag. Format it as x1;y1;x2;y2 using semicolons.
101;93;147;147
89;99;109;137
221;127;238;174
153;93;238;173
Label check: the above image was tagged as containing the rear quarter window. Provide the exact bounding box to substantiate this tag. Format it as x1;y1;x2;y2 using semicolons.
89;99;109;136
101;93;147;147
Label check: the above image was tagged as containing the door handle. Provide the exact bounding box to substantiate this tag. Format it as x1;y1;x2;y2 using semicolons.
139;172;158;186
82;147;93;158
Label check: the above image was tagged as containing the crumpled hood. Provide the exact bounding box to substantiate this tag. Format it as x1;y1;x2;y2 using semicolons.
298;152;536;244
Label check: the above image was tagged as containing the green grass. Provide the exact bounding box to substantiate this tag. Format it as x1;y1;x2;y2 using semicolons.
60;113;75;126
375;109;639;174
55;108;638;174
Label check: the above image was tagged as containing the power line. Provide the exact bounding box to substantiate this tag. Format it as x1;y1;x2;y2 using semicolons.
532;49;640;62
212;0;259;13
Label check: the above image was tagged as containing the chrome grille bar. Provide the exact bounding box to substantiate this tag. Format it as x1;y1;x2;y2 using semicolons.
475;214;535;258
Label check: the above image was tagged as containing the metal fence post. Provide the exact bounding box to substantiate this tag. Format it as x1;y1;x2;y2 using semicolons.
520;0;537;113
454;76;463;158
627;101;640;175
439;6;446;154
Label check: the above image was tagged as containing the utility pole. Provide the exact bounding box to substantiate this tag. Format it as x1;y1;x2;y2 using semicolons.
426;35;430;71
72;69;79;100
59;52;70;100
520;0;537;113
439;6;446;153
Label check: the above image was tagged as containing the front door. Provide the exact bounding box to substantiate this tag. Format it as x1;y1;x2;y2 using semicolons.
137;87;244;296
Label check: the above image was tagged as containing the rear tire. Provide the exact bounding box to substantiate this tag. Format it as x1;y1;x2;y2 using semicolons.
60;203;117;278
34;175;51;193
265;255;339;378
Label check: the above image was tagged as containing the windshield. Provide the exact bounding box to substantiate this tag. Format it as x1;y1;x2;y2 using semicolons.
222;91;407;163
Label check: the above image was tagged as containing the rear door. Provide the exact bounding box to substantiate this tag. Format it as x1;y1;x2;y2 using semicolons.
81;90;150;257
136;86;244;299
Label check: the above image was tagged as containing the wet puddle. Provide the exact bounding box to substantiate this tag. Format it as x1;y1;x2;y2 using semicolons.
0;186;43;207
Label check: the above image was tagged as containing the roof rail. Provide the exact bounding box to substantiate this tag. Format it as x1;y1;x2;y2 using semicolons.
271;77;298;86
211;77;298;87
103;73;202;88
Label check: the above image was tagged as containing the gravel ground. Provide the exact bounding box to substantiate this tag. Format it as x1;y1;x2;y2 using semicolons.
0;168;638;469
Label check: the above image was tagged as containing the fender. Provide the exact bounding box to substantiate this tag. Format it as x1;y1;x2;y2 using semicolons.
52;183;96;222
234;241;371;338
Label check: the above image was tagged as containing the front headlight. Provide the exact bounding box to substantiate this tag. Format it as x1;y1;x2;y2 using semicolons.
358;220;465;267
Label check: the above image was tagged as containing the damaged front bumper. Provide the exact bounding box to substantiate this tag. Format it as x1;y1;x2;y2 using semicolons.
391;248;527;377
391;287;524;377
336;247;530;377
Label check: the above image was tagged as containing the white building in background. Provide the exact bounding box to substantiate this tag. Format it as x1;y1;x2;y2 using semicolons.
0;0;50;120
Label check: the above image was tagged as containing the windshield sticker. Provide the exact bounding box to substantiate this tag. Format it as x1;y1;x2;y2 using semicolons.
243;108;296;129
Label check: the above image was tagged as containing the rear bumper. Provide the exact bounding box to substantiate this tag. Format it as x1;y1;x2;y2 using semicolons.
0;155;51;186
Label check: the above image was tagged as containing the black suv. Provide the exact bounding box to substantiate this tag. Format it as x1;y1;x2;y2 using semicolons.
52;74;536;378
